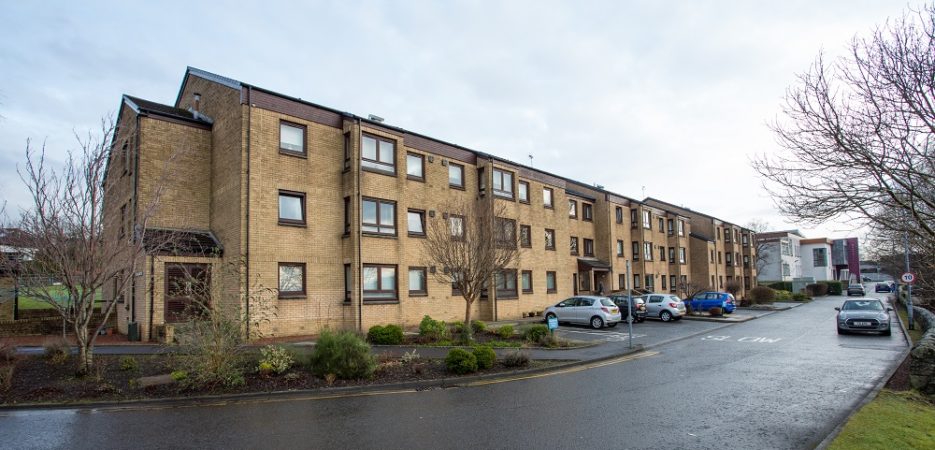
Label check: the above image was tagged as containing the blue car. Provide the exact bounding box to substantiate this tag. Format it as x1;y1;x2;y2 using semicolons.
686;292;736;314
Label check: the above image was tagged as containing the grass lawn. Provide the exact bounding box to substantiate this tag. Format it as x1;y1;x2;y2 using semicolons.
895;304;925;344
829;390;935;449
15;285;103;310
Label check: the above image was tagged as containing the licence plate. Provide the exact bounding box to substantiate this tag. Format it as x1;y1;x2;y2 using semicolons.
854;321;871;327
611;308;619;314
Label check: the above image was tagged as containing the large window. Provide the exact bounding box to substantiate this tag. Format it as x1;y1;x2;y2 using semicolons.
362;198;396;235
644;275;654;289
406;153;424;181
363;264;397;301
495;217;517;248
669;275;677;291
407;209;425;237
279;121;306;156
568;200;578;218
544;229;555;250
408;267;427;296
583;203;593;221
521;270;533;293
520;224;532;248
678;220;685;236
570;236;579;255
813;248;827;267
543;188;554;208
492;168;514;199
449;163;464;188
679;247;687;264
278;263;306;299
546;271;557;293
518;181;529;203
642;210;651;229
495;270;518;298
278;190;306;226
449;215;465;239
583;238;594;257
643;242;653;260
361;133;396;174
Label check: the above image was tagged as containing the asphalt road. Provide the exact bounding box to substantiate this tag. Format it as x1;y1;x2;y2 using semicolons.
0;292;907;450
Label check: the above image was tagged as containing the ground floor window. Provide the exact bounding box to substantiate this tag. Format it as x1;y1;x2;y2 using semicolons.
521;270;533;294
546;271;557;293
278;262;306;299
496;270;518;298
408;267;427;296
363;264;397;301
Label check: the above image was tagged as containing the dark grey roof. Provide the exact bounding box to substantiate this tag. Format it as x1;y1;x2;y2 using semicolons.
566;189;597;203
689;232;714;243
124;95;211;125
144;228;223;257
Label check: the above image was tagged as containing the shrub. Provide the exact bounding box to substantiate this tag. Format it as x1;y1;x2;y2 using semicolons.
537;333;564;348
708;306;723;316
522;324;549;343
750;286;776;304
807;283;829;296
449;321;464;334
259;345;295;374
768;281;793;292
472;345;496;370
444;348;478;374
170;370;189;382
825;281;844;295
502;350;530;368
496;325;514;339
367;324;404;345
119;356;139;372
792;292;810;301
309;330;376;380
258;361;274;376
774;290;793;301
400;349;420;365
43;340;70;365
471;320;487;334
419;315;450;341
174;303;250;388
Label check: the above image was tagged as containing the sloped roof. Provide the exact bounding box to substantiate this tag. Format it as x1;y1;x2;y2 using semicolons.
144;228;223;257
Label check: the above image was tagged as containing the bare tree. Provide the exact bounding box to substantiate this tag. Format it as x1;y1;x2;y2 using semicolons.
2;118;176;376
422;198;518;341
753;6;935;250
746;219;771;275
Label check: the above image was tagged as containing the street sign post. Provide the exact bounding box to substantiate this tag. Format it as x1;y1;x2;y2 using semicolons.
547;316;558;337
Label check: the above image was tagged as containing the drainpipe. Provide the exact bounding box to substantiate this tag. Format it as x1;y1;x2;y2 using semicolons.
357;118;363;332
245;86;253;338
148;254;155;341
132;114;141;322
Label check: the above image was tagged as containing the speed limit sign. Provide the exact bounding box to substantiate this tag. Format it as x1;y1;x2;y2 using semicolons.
901;272;916;284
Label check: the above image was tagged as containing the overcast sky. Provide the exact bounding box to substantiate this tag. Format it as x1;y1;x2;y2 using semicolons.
0;0;920;240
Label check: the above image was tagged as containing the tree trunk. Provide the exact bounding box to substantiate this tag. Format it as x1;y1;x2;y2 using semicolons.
463;297;474;342
74;321;92;376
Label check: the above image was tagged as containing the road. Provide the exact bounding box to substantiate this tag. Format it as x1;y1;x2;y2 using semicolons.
0;292;907;450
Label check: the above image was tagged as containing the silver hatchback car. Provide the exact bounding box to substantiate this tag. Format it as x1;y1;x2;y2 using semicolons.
836;299;892;336
641;293;687;322
544;296;622;329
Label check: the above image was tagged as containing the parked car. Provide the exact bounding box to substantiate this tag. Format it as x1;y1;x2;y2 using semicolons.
874;283;892;293
608;294;647;323
847;284;866;296
686;291;736;314
544;296;621;329
835;299;892;336
640;293;687;322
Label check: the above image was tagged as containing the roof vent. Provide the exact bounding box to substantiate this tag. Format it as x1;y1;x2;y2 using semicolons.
368;114;384;123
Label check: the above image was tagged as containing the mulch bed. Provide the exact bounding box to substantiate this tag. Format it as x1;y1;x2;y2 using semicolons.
0;353;559;406
885;355;912;391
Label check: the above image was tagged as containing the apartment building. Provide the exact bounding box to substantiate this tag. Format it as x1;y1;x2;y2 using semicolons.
643;198;758;298
106;67;719;340
756;232;860;283
800;238;834;281
755;230;805;282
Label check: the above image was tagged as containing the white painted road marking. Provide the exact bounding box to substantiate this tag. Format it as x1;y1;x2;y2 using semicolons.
561;329;647;341
702;335;782;343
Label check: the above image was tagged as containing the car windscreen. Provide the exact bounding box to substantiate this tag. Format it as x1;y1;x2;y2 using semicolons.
600;298;616;307
842;301;883;311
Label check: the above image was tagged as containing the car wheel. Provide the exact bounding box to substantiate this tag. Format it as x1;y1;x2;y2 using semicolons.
590;316;604;329
660;310;673;322
608;322;618;328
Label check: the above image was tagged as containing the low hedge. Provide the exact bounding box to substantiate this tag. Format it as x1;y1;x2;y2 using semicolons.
750;286;776;304
367;324;404;345
824;281;843;295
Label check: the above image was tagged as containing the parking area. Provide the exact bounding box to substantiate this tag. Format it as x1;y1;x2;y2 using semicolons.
553;317;739;347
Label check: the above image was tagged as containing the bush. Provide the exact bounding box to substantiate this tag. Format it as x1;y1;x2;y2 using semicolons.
170;370;189;382
400;349;420;365
522;324;549;343
419;315;450;341
119;356;139;372
309;330;376;380
471;320;487;334
259;345;295;374
0;365;13;392
537;333;565;348
502;350;530;368
708;306;723;316
445;348;478;374
258;361;274;376
768;281;793;292
43;340;70;365
825;281;844;295
807;283;829;296
449;321;464;334
496;325;514;339
750;286;776;304
792;292;810;301
472;345;496;370
775;290;793;301
367;324;404;345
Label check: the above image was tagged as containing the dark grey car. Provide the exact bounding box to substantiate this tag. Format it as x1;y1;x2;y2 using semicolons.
835;299;892;336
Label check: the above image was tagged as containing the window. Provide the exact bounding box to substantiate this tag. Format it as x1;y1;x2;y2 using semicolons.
782;262;791;277
570;236;579;255
406;153;424;180
408;267;427;296
545;229;555;250
680;275;687;287
632;241;640;260
520;225;532;248
719;276;723;288
643;242;653;260
667;219;674;235
717;228;721;240
668;247;675;262
580;272;591;291
658;218;664;232
343;131;351;170
726;253;733;266
477;167;486;194
633;274;641;288
344;264;352;302
279;121;306;156
669;275;677;291
361;133;396;174
742;233;749;246
617;240;624;257
661;275;667;290
546;271;557;293
543;188;554;208
495;270;518;298
122;140;131;175
495;217;516;248
677;220;684;236
618;274;626;289
521;270;533;293
725;228;732;242
451;270;463;295
407;209;425;237
492;168;514;199
278;190;306;226
743;255;750;267
642;211;651;229
119;204;127;239
630;209;638;227
679;247;686;264
813;248;827;267
448;163;464;188
363;264;397;301
744;276;750;288
710;249;715;262
343;197;351;235
717;251;722;264
645;275;654;289
583;238;594;257
583;203;593;221
449;215;465;240
616;206;624;224
659;247;666;261
362;198;396;235
518;181;530;203
278;263;306;299
568;200;578;218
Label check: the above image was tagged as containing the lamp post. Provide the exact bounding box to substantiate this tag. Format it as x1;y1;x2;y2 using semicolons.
904;228;914;330
626;260;633;349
